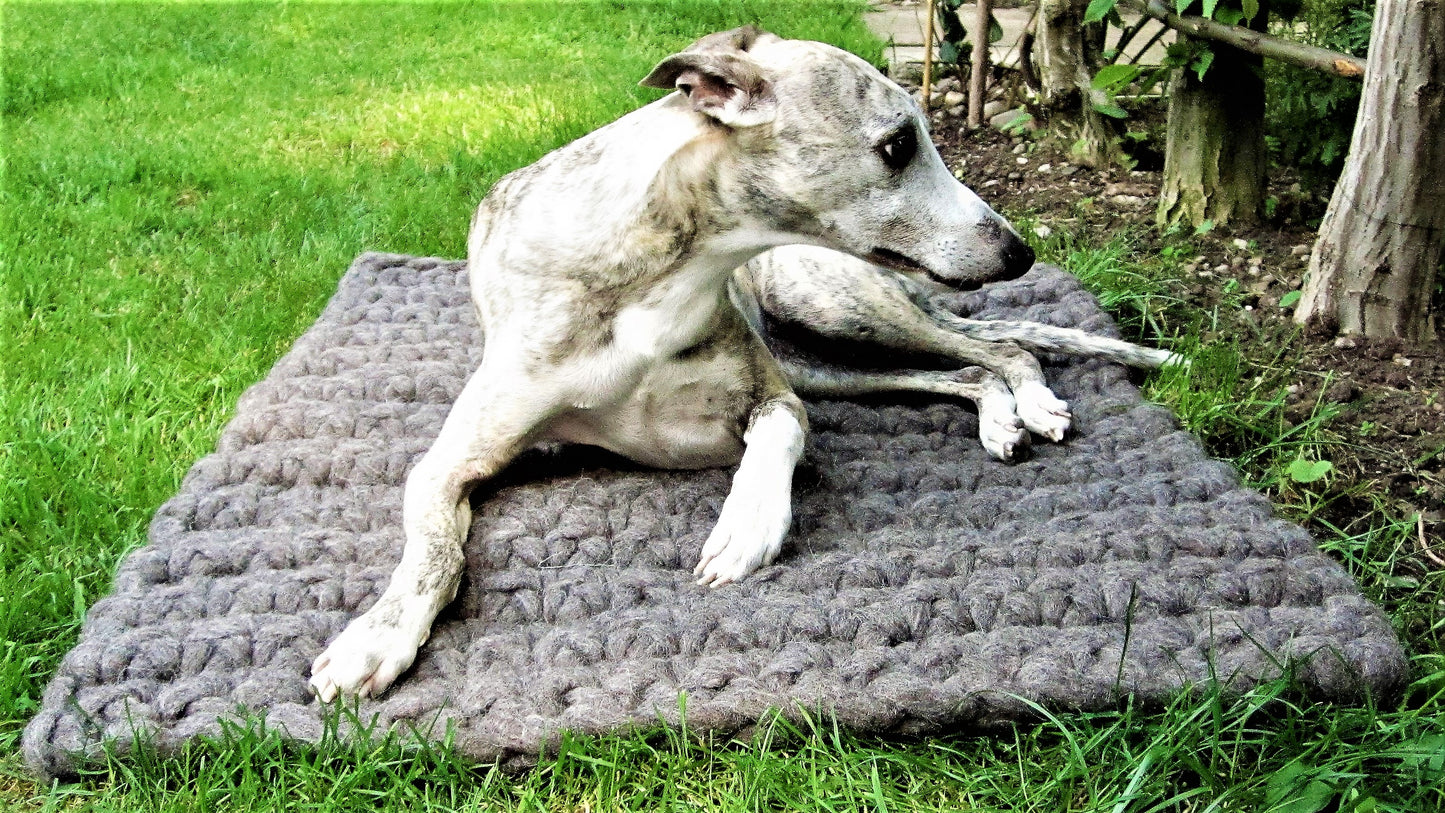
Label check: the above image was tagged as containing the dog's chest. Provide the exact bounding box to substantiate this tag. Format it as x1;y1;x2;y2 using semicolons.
546;281;761;468
612;300;713;361
549;343;754;469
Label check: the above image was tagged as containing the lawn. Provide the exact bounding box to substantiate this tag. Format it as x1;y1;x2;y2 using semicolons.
2;1;1442;810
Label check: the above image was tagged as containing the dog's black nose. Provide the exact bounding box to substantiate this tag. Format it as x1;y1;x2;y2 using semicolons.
1000;237;1035;281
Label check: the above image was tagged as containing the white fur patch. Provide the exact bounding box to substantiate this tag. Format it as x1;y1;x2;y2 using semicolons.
309;600;429;702
977;389;1027;461
694;405;805;587
1013;381;1072;442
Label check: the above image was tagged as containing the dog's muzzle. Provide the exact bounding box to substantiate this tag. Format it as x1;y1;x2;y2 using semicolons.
1000;237;1035;281
867;247;929;276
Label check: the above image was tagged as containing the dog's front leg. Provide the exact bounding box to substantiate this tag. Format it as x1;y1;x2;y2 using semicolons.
309;364;545;701
694;369;807;588
777;358;1028;461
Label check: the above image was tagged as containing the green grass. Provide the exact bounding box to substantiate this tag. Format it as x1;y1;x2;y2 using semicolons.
3;2;1443;811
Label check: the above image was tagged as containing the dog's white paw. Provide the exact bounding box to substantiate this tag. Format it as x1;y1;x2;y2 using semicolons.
1013;382;1071;442
695;481;790;588
978;400;1028;461
309;606;424;702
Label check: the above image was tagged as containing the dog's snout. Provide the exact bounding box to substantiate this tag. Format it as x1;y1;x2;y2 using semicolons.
1001;236;1035;281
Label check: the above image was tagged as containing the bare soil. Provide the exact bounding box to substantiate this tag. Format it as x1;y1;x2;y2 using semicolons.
931;118;1444;544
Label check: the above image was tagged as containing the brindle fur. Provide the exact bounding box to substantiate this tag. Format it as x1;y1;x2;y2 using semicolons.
309;27;1179;702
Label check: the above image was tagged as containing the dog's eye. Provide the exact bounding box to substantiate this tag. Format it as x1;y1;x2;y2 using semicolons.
875;127;917;171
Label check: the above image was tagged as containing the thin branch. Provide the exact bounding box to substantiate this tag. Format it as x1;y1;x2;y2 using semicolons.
1112;14;1154;61
969;0;992;127
1018;5;1040;90
1421;514;1445;569
923;0;938;109
1129;0;1365;78
1126;23;1169;65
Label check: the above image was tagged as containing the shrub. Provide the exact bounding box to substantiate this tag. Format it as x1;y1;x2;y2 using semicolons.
1264;0;1374;190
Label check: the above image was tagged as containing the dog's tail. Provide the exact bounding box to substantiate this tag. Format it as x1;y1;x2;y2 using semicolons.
930;309;1185;369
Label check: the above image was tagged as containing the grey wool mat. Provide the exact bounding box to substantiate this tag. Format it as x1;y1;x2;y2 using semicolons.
26;252;1406;779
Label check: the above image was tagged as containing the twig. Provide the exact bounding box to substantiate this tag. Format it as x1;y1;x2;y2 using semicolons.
923;0;937;110
1126;24;1169;66
1018;6;1040;91
1112;14;1153;62
1420;514;1445;568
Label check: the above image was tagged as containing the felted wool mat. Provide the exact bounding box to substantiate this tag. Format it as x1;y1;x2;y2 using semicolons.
25;252;1406;779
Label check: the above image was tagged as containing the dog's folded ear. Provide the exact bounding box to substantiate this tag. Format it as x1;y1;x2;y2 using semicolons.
640;27;778;128
681;25;779;54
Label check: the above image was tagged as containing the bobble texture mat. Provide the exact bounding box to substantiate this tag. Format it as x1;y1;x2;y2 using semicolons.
25;253;1405;779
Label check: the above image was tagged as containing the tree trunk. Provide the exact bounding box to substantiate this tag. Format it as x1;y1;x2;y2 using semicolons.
1034;0;1122;167
968;0;991;128
1156;12;1269;228
1295;0;1445;343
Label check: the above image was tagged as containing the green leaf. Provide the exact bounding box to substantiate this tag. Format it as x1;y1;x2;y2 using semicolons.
1288;458;1333;484
1395;734;1445;776
1279;290;1302;308
1193;219;1215;234
1265;762;1336;813
1136;65;1169;95
1192;48;1215;81
1092;63;1140;90
988;16;1004;43
1202;0;1220;18
1093;102;1129;119
1175;0;1192;13
1286;782;1336;813
1242;0;1260;20
1267;762;1307;803
1084;0;1118;24
1216;7;1244;25
939;40;960;64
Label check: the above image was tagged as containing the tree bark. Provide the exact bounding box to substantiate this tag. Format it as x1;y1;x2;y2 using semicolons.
1295;0;1445;343
968;0;991;128
1034;0;1123;167
1156;9;1269;229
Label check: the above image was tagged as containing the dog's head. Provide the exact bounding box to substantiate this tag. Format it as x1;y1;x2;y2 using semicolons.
641;26;1033;290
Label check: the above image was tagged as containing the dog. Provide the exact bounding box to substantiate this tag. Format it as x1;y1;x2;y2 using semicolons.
309;26;1177;702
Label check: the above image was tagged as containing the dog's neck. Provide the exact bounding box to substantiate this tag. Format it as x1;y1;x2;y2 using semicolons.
469;95;809;362
489;95;801;288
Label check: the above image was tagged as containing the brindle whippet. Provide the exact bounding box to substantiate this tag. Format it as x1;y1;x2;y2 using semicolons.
309;27;1178;701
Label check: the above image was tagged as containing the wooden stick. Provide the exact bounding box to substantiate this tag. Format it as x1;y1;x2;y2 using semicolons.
1132;0;1365;78
1421;514;1445;569
968;0;991;128
923;0;937;111
1018;7;1040;90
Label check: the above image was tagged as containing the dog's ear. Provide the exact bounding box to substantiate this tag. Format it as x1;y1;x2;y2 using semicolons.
640;28;778;127
682;25;779;54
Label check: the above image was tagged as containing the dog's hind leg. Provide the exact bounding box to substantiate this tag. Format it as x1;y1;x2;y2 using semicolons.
778;358;1028;461
748;253;1073;442
309;365;549;701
